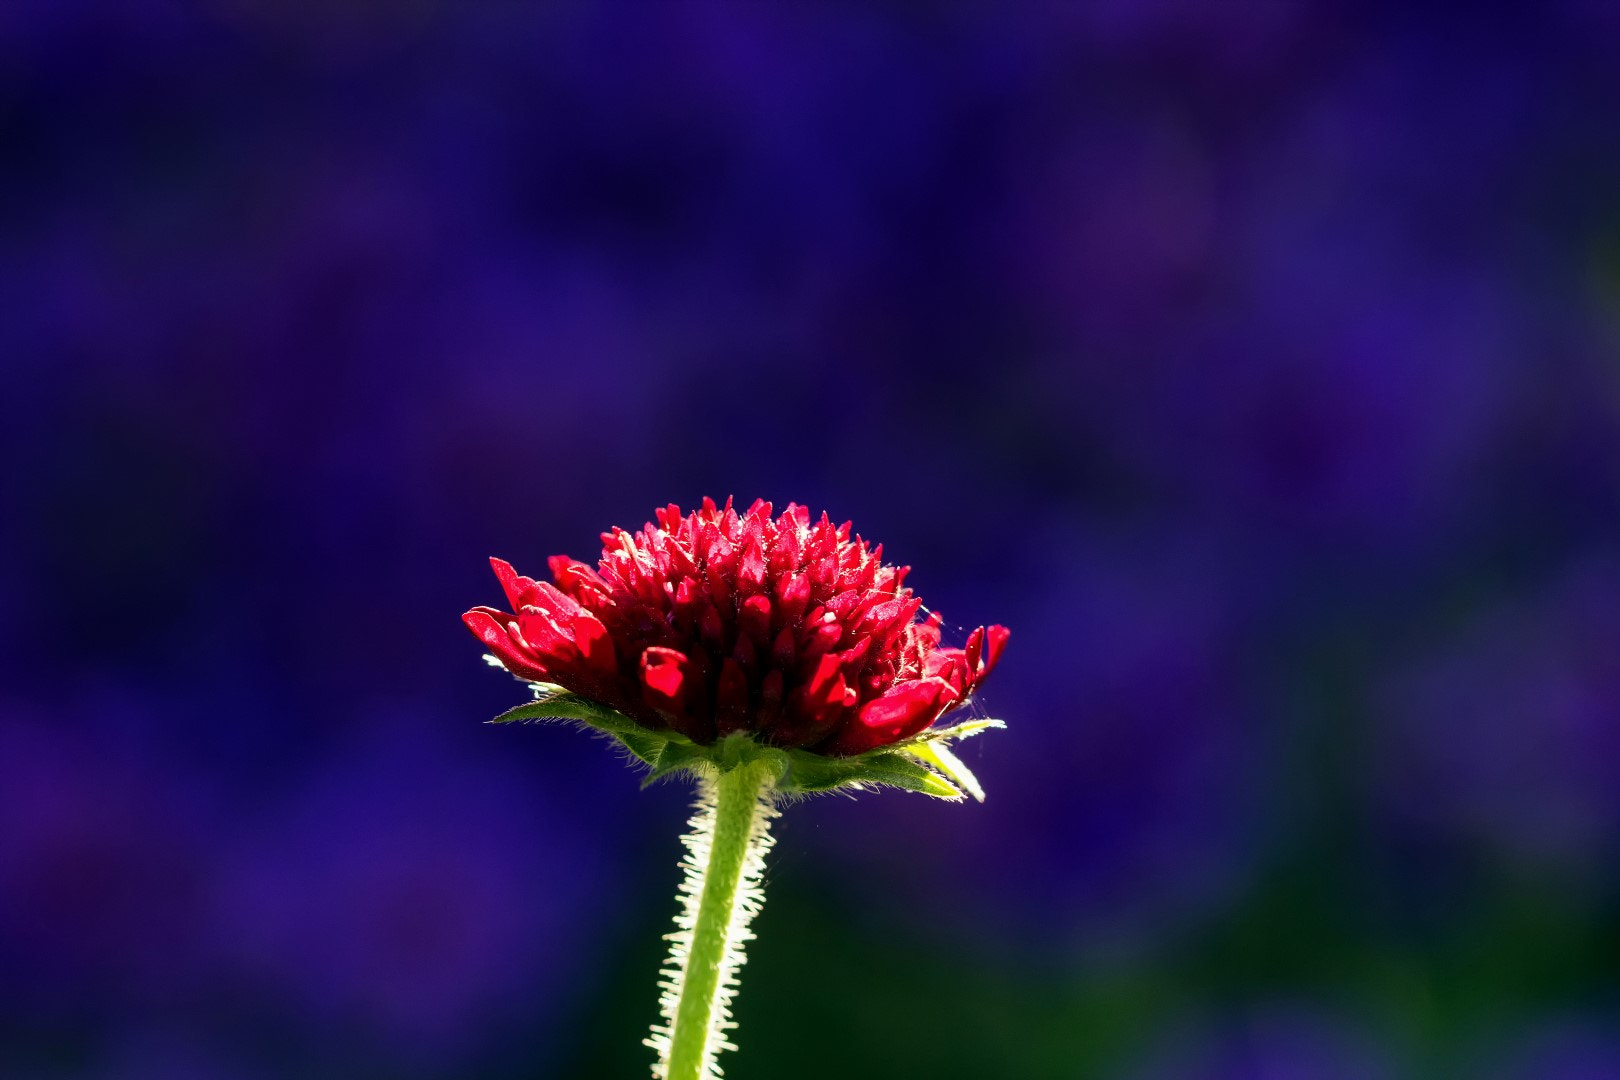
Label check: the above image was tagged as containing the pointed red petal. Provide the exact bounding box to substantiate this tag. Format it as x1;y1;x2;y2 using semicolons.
715;658;750;736
983;625;1010;674
463;608;550;681
771;626;796;669
822;677;954;755
639;647;690;715
517;604;575;659
489;557;540;609
967;624;1011;691
780;653;849;747
571;611;617;677
739;594;772;647
738;537;767;594
963;626;984;675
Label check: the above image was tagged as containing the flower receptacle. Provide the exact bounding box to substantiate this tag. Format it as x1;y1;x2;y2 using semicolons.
489;683;1002;801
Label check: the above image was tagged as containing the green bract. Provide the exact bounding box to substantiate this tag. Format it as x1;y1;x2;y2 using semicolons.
489;683;1003;802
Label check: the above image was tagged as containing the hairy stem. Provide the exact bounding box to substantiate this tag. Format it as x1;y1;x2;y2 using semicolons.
647;760;778;1080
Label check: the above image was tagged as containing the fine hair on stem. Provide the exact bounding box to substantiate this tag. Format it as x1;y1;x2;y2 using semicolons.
646;760;778;1080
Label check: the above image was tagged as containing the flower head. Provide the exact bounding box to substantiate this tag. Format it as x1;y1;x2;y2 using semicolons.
465;497;1007;757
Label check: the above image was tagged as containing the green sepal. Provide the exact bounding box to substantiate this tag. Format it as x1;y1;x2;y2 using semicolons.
902;739;985;802
641;737;717;786
490;686;642;734
490;685;671;767
485;683;1002;801
893;717;1005;750
779;747;964;800
613;726;672;769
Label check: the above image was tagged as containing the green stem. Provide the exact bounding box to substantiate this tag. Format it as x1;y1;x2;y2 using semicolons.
650;760;777;1080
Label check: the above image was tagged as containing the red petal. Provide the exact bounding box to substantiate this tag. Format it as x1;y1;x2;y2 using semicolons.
571;611;617;677
715;658;750;735
490;557;541;609
779;654;849;747
983;625;1011;674
915;611;943;650
518;605;575;658
808;621;842;654
821;677;954;755
640;647;690;714
546;553;583;579
967;624;1011;691
803;653;845;708
775;574;811;625
929;651;968;697
673;578;702;620
739;594;772;647
550;558;613;604
964;626;984;675
738;536;767;594
699;602;725;648
533;581;582;620
463;608;550;681
771;626;796;669
756;668;785;731
732;632;758;672
760;668;784;705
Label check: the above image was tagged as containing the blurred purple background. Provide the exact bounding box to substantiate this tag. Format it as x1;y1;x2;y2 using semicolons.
3;3;1619;1078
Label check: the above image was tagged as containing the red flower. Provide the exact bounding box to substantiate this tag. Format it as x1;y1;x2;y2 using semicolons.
464;498;1008;756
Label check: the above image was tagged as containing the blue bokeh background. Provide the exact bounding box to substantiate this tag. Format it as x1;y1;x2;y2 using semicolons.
4;4;1619;1078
